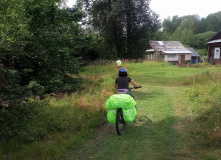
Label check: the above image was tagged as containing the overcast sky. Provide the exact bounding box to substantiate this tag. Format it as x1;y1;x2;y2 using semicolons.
66;0;76;7
150;0;221;20
67;0;221;21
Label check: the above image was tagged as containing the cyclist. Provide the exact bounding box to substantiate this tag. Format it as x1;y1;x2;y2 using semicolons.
115;58;122;69
114;68;141;97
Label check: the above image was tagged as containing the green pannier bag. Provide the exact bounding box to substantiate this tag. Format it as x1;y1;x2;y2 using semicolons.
105;94;136;124
107;109;117;124
123;107;137;122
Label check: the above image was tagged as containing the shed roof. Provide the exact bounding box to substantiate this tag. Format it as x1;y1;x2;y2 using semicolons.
149;41;189;52
207;39;221;44
187;48;200;57
207;30;221;44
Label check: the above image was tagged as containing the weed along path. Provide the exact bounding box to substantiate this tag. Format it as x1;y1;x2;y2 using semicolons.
66;62;220;160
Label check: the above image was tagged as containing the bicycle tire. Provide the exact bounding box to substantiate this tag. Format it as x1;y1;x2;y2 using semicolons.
116;109;126;135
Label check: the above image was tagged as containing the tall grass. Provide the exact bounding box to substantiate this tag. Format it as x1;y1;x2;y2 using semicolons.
185;70;221;148
1;61;221;159
0;99;106;159
0;63;117;160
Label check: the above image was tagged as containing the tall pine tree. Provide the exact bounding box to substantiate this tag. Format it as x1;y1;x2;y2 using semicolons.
79;0;161;59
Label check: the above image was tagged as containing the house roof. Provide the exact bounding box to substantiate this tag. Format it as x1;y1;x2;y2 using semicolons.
207;39;221;44
207;30;221;44
187;48;200;57
163;51;192;54
148;41;190;52
147;41;200;57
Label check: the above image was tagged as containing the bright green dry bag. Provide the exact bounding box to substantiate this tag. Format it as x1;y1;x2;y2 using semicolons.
105;94;137;124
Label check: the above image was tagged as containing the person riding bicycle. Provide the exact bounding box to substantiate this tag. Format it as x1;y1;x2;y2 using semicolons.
115;58;122;69
115;68;141;97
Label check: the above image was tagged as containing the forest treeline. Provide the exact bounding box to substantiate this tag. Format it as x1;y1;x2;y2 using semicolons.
0;0;220;106
154;12;221;56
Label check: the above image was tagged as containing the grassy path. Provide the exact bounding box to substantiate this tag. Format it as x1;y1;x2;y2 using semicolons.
66;86;192;160
65;62;219;160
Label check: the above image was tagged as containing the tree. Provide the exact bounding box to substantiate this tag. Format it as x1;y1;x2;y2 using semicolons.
179;15;200;34
79;0;161;59
0;0;92;106
194;31;216;50
152;31;171;41
162;15;182;35
204;14;221;32
172;26;195;47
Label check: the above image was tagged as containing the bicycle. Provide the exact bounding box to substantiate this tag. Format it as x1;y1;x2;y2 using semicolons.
116;86;141;135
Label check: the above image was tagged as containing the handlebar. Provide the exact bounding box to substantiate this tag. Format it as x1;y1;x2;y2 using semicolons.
129;86;141;90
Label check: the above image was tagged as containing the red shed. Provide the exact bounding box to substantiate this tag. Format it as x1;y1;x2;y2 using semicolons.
207;31;221;64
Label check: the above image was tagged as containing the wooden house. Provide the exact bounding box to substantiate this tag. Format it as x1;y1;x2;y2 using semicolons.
207;31;221;65
145;41;193;65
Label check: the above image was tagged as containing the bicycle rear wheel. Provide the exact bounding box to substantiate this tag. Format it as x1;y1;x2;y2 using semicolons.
116;109;126;135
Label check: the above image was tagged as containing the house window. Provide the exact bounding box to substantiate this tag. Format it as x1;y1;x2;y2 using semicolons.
167;54;177;58
214;48;220;59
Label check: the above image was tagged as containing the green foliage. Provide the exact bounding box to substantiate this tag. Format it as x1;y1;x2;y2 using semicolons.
152;31;171;41
162;13;221;36
194;31;217;50
0;68;23;104
0;102;48;143
172;27;195;47
160;13;221;51
0;0;95;105
0;61;111;159
80;0;161;59
162;15;182;34
180;15;200;33
202;14;221;33
21;0;84;89
25;81;45;98
0;69;44;105
196;49;208;57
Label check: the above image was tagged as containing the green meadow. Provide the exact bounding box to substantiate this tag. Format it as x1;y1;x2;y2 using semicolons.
1;61;220;160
